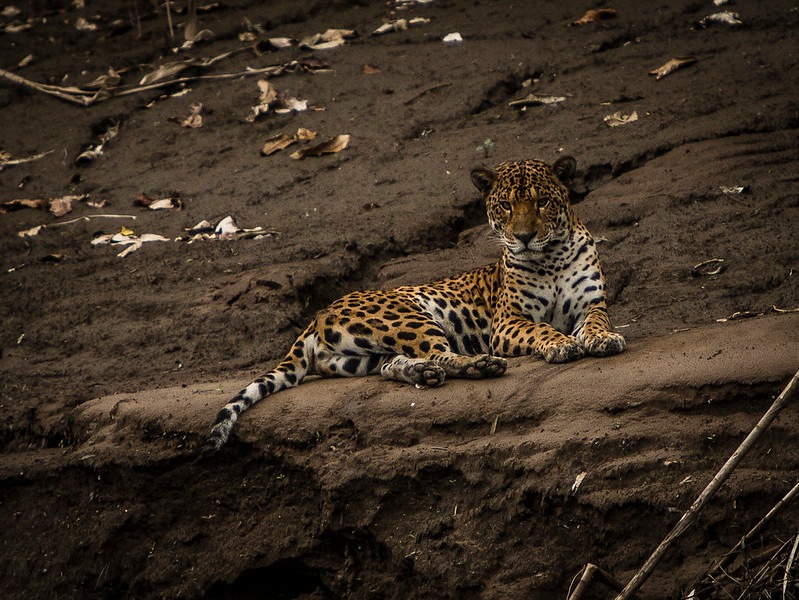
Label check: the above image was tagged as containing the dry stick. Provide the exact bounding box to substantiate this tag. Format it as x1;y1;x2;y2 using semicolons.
784;534;799;598
0;68;106;106
567;563;628;600
614;368;799;600
711;479;799;575
1;58;292;107
403;82;452;105
164;0;175;44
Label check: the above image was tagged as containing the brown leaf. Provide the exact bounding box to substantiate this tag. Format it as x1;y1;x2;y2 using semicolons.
1;198;48;212
290;134;350;159
139;61;192;86
570;8;617;26
362;63;381;75
134;194;182;210
297;57;332;72
295;128;317;142
603;110;638;127
181;102;204;128
49;197;73;217
256;79;277;104
261;133;296;156
649;56;697;80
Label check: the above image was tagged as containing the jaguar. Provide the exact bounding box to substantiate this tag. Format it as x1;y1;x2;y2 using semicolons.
204;156;626;450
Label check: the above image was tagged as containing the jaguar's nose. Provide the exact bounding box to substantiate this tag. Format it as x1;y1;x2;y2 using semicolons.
514;232;534;246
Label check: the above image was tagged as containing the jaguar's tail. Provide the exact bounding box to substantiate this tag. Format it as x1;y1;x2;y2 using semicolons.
202;324;317;452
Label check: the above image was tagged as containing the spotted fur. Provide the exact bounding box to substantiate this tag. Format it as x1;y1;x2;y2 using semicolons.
204;157;625;451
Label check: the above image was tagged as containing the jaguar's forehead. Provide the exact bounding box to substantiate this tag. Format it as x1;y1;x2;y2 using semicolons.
494;160;560;191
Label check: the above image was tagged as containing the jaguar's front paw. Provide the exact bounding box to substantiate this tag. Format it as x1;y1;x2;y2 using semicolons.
583;331;627;357
543;335;585;363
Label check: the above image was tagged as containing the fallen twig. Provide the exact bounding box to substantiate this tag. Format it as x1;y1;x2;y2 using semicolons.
18;214;137;237
709;480;799;576
0;55;322;107
0;149;54;168
567;563;628;600
785;534;799;598
403;82;452;105
614;368;799;600
0;67;109;106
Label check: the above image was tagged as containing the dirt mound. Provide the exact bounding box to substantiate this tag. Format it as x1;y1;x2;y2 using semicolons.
1;1;798;598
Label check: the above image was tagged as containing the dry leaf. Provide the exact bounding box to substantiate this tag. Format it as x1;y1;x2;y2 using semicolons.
260;128;318;156
139;62;192;86
508;93;566;108
261;133;296;156
570;8;617;26
362;63;381;75
75;147;104;163
604;110;638;127
134;194;182;210
290;134;350;159
299;28;355;50
49;197;73;217
698;11;742;27
181;102;204;128
321;28;355;41
256;79;277;104
649;57;697;80
246;80;278;122
75;122;119;164
275;97;308;113
18;225;43;237
571;472;587;494
374;19;408;35
215;215;240;238
296;128;316;142
372;18;428;36
720;185;749;195
83;67;122;90
267;37;293;49
1;198;48;212
5;22;32;33
75;17;97;31
115;233;171;257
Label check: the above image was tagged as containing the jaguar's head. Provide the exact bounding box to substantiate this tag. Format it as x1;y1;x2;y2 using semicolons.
471;157;577;256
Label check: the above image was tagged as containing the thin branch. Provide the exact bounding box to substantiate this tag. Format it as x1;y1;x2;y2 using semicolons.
568;563;628;600
614;369;799;600
711;480;799;575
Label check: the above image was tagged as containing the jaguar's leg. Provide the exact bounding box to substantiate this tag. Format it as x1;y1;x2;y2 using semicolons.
427;351;508;379
491;316;585;363
573;307;626;357
380;355;447;388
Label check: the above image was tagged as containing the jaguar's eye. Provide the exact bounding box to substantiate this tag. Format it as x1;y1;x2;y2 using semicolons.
537;197;550;209
500;201;512;211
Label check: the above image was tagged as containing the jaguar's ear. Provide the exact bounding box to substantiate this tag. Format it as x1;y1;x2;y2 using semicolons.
471;167;497;194
552;156;577;185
